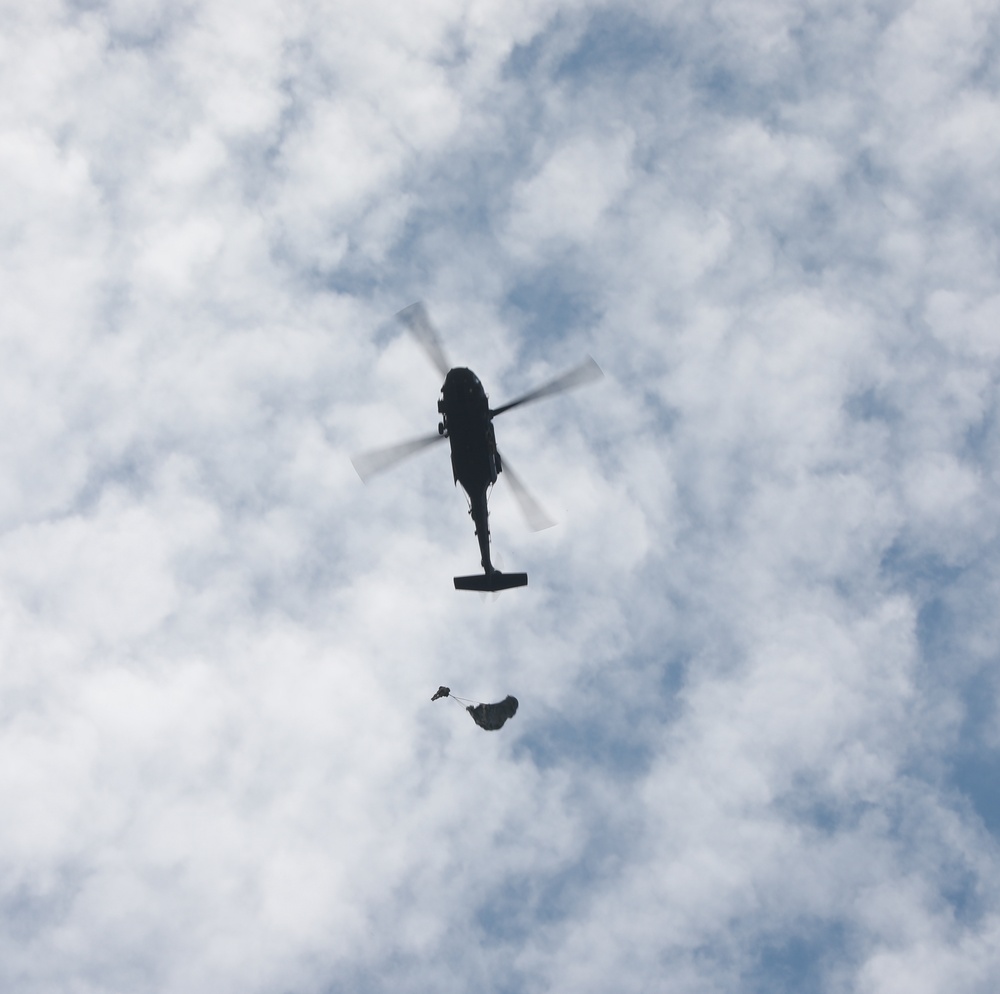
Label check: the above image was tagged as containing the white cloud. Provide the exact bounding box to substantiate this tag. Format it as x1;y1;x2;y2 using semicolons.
2;0;1000;991
504;129;635;254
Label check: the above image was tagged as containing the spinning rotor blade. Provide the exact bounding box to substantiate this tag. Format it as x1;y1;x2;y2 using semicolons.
351;432;445;482
396;302;452;378
498;451;556;532
490;355;604;418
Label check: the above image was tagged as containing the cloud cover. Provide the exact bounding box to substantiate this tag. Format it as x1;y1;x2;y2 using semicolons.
1;0;999;991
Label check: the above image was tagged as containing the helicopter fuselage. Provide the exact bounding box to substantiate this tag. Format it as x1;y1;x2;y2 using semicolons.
438;367;501;573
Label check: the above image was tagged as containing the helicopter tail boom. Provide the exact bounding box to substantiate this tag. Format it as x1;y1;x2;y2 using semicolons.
454;571;528;592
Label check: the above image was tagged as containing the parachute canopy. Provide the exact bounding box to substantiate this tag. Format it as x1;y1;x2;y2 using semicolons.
466;695;518;731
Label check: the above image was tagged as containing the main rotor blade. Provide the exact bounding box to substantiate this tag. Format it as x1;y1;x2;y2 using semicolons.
490;355;604;418
351;432;445;482
395;302;452;379
498;452;555;531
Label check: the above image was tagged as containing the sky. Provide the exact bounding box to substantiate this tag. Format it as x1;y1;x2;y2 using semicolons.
1;0;999;991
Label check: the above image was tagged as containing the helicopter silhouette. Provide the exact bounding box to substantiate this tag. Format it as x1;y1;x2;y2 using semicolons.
351;302;603;591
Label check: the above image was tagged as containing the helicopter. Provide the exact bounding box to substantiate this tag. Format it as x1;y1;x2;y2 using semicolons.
351;302;603;591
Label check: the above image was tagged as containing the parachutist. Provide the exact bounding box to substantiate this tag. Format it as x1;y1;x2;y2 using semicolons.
431;688;519;731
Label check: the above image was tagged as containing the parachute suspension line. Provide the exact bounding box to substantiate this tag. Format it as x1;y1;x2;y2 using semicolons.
447;694;480;707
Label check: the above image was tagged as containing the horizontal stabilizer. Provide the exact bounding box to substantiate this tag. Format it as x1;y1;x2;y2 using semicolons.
454;571;528;592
